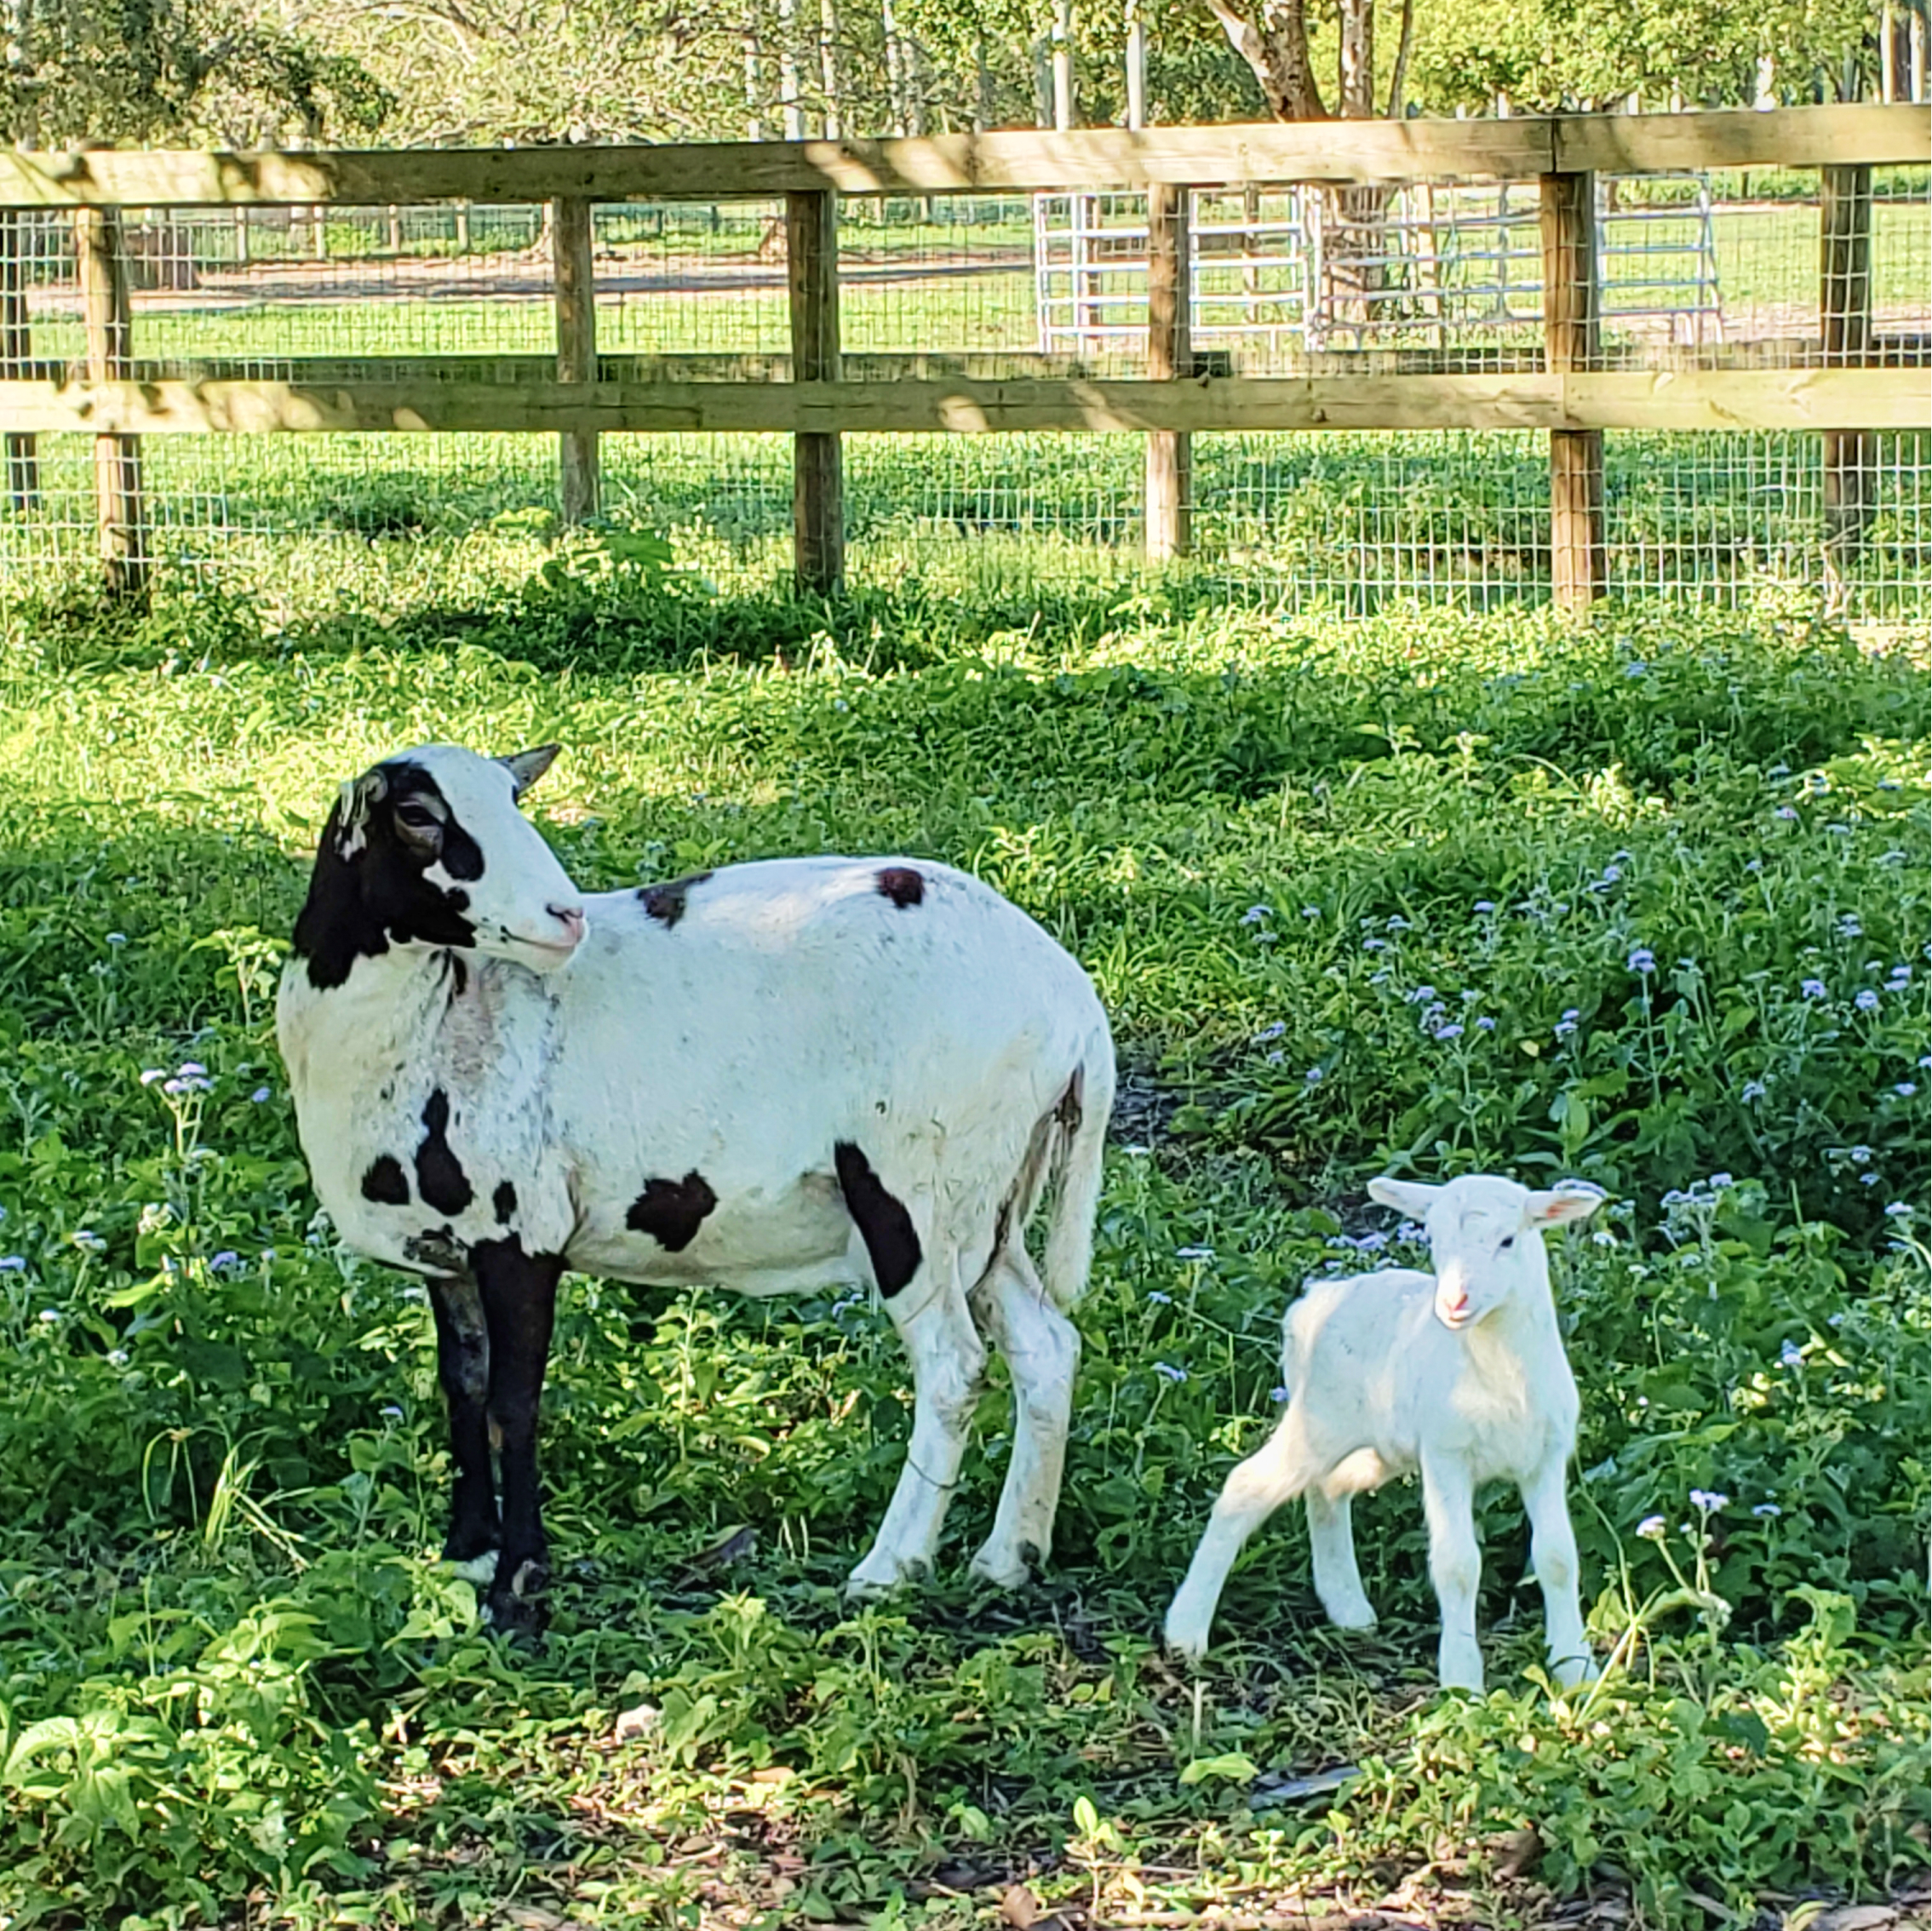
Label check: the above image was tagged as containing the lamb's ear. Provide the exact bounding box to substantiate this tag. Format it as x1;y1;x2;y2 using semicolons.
1367;1176;1441;1221
499;744;561;799
1528;1180;1607;1228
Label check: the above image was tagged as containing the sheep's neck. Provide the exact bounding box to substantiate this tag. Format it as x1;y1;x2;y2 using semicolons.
299;944;455;1065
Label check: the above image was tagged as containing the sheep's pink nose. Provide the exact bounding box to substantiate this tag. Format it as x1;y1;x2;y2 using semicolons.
1441;1289;1470;1319
548;905;587;946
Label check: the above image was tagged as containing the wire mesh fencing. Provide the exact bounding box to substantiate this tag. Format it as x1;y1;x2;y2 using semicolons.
1;152;1925;629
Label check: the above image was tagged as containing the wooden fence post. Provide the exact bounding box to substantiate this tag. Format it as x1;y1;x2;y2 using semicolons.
75;207;147;598
553;196;600;525
1820;163;1873;557
1145;180;1192;561
787;186;844;595
1539;168;1604;615
1;210;38;513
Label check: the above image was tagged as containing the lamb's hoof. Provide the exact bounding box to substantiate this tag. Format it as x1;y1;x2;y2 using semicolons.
1163;1610;1212;1665
484;1559;550;1642
1324;1599;1378;1632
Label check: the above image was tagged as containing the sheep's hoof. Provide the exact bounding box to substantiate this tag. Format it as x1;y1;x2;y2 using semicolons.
966;1544;1034;1590
444;1548;501;1586
844;1554;927;1600
484;1559;551;1642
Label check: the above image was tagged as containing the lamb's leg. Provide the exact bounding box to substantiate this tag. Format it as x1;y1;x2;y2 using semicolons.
427;1273;499;1578
1164;1410;1312;1661
967;1246;1080;1589
1420;1450;1484;1691
473;1241;565;1636
1522;1453;1597;1688
847;1250;986;1596
1305;1489;1376;1630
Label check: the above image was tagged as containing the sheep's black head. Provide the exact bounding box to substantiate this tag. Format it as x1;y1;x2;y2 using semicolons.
293;744;587;990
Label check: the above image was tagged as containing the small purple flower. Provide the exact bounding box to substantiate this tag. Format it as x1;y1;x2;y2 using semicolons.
1741;1080;1767;1102
1434;1023;1464;1040
1885;1200;1913;1218
1709;1172;1733;1189
1850;1145;1873;1164
1385;916;1412;933
1476;1016;1497;1030
1153;1361;1188;1385
1265;1050;1285;1066
1253;1021;1287;1042
1362;937;1389;953
106;932;127;947
381;1404;404;1420
1147;1291;1172;1305
106;1348;129;1367
1628;948;1656;974
1355;1231;1389;1253
1801;979;1827;1000
1855;989;1880;1011
1780;1339;1804;1370
1304;1067;1324;1086
1637;1516;1666;1540
1407;986;1438;1004
140;1069;166;1086
1838;915;1863;939
1240;905;1272;926
1895;1083;1918;1098
1751;1503;1781;1519
178;1063;207;1078
1689;1489;1728;1512
209;1251;240;1274
1623;661;1648;679
1302;905;1321;920
0;1257;26;1273
1270;1385;1291;1403
1774;806;1799;822
250;1086;272;1103
1473;900;1495;914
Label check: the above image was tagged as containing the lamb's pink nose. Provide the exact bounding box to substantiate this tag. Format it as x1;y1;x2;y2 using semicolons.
1440;1289;1470;1321
548;905;587;946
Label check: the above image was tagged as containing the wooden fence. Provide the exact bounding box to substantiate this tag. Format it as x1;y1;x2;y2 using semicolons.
0;104;1925;607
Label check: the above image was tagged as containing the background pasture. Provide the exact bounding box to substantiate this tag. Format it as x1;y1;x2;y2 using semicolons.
0;562;1923;1928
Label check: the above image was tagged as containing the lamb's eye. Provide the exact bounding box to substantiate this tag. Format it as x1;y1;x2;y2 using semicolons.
1499;1235;1516;1251
396;804;439;832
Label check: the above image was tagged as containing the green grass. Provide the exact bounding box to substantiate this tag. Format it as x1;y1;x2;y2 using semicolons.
0;563;1923;1928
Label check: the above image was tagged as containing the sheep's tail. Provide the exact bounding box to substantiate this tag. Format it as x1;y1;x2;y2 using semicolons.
1037;1031;1115;1314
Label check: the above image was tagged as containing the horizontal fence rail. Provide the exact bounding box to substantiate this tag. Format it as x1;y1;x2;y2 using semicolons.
0;105;1926;608
1;107;1924;205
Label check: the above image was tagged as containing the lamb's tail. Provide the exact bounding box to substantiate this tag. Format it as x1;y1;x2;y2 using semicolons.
1035;1032;1115;1314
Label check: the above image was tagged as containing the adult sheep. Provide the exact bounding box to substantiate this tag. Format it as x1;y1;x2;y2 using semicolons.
277;742;1115;1633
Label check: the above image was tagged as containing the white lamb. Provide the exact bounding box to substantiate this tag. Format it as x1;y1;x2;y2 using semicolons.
1164;1173;1605;1691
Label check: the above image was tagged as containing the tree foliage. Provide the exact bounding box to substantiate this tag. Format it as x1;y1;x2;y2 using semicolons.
3;0;392;143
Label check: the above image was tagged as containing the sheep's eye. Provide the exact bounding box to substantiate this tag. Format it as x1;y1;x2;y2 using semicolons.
396;805;439;831
1499;1235;1516;1251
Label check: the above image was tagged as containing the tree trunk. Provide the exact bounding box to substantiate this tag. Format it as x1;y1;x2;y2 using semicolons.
1204;0;1327;122
744;32;766;140
820;0;842;138
779;0;804;140
1339;0;1373;115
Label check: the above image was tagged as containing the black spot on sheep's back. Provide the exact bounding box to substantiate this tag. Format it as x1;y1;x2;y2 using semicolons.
360;1155;410;1206
416;1088;473;1216
876;867;924;908
626;1172;718;1252
834;1142;922;1297
639;872;713;929
493;1180;518;1225
293;759;482;990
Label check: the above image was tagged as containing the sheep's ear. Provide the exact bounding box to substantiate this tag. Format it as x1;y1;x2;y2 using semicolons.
1367;1176;1440;1220
499;744;561;798
1528;1181;1606;1228
333;767;387;855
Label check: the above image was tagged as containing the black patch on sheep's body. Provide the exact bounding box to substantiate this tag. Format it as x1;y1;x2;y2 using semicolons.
416;1088;474;1216
834;1142;922;1297
876;867;925;908
639;872;713;929
493;1180;518;1225
626;1172;718;1252
360;1155;410;1206
293;759;483;990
